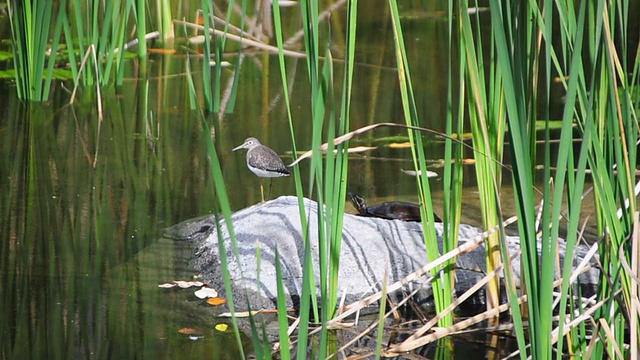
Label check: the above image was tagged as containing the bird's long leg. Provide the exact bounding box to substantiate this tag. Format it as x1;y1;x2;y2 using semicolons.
260;180;265;203
268;180;273;200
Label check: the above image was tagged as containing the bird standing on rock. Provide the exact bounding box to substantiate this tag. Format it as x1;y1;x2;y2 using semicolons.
232;137;290;202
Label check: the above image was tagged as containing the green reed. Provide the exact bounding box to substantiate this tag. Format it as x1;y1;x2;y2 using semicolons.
582;1;639;354
7;1;56;100
198;110;250;359
269;0;358;357
441;0;465;325
388;0;455;328
455;0;640;358
7;0;176;100
270;4;313;358
458;0;507;318
294;0;349;356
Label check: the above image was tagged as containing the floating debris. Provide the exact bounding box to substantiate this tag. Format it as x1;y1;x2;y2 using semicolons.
194;286;218;299
207;297;227;306
158;280;205;289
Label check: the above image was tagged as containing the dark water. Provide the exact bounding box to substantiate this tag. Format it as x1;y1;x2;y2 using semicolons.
0;2;637;359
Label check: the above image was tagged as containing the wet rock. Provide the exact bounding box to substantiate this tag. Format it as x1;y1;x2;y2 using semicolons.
161;196;599;311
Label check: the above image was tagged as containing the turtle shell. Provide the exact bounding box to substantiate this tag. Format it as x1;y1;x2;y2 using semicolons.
366;201;423;221
347;192;442;222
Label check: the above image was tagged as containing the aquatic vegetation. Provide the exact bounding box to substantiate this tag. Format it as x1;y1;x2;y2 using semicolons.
2;0;639;358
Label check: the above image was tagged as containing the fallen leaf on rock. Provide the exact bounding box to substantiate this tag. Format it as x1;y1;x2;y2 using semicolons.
158;283;177;288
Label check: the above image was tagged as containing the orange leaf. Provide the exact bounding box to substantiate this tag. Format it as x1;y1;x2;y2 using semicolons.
207;297;227;306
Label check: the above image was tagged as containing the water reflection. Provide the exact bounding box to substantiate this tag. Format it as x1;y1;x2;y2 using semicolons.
0;95;249;358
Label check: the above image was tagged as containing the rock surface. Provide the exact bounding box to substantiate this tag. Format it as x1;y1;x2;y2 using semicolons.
161;196;599;311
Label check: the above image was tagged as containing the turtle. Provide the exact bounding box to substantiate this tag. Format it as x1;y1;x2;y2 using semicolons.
347;192;442;223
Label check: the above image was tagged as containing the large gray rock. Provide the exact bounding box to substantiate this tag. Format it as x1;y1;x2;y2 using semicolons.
161;196;599;311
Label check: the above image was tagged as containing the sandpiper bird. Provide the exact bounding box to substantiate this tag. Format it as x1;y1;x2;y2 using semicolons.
232;137;290;202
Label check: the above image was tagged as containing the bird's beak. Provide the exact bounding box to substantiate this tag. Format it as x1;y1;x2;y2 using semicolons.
232;144;243;151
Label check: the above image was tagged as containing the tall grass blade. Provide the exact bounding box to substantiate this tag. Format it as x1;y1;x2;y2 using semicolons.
200;116;248;360
157;0;174;42
388;0;451;326
7;0;55;100
327;0;357;318
135;0;148;58
200;1;213;110
274;250;291;360
43;0;68;100
271;0;316;356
